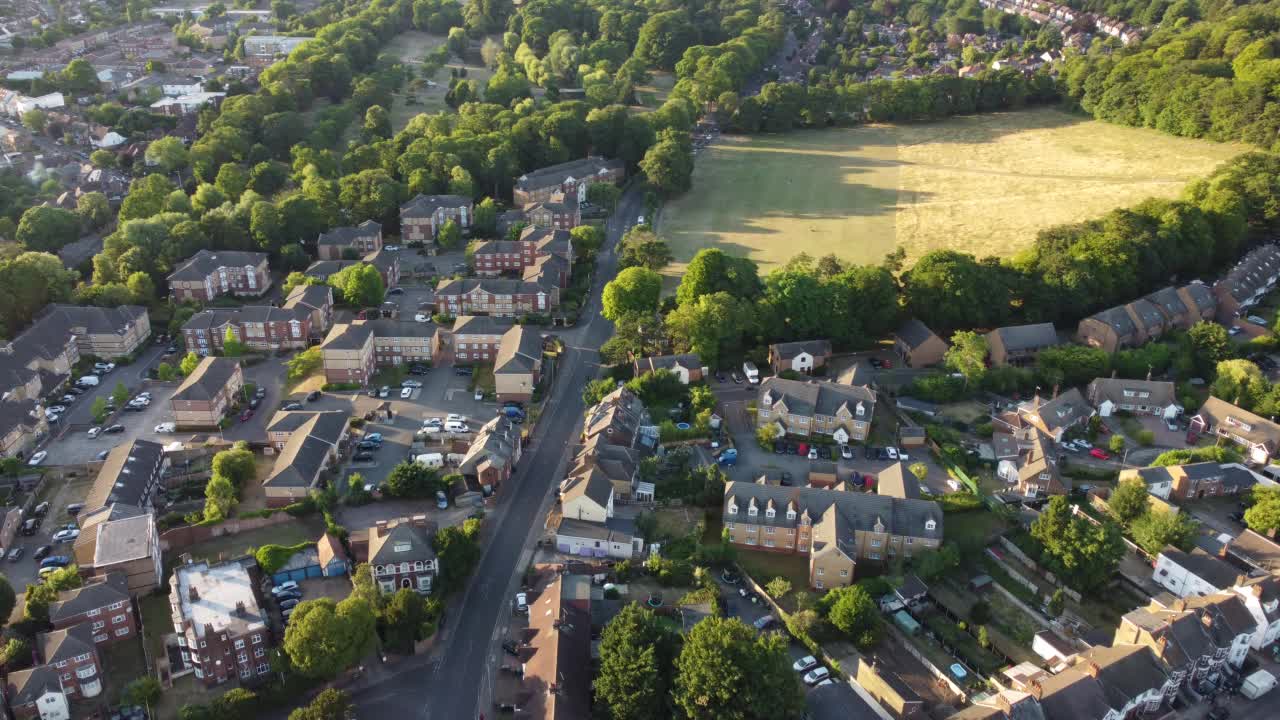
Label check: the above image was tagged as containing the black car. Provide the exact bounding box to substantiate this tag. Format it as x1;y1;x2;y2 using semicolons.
1229;511;1245;523
773;441;784;454
864;444;875;459
780;471;793;486
65;387;84;396
282;402;303;411
306;390;322;402
715;372;727;383
357;440;380;450
123;404;144;412
353;452;375;462
387;287;404;295
876;447;890;460
454;366;474;376
502;640;520;657
817;445;830;460
869;357;883;368
103;424;125;434
786;442;798;455
249;398;260;409
409;364;429;375
279;598;301;611
32;545;52;561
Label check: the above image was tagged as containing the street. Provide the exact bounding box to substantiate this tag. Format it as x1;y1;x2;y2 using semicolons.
336;186;646;720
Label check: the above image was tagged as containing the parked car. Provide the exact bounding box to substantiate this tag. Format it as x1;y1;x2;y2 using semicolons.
52;528;79;543
414;313;430;323
409;364;429;375
33;502;48;517
32;545;51;561
803;667;830;685
793;656;818;673
64;503;84;516
753;614;775;630
869;357;883;368
357;440;380;450
398;386;412;399
86;426;101;438
454;366;474;376
27;451;46;466
282;402;303;411
275;589;302;602
436;490;449;510
1089;448;1111;460
378;386;390;398
807;447;818;460
353;452;375;462
239;409;254;422
386;287;404;295
840;445;852;460
95;450;110;461
93;362;115;373
272;581;299;596
774;441;785;454
401;380;422;388
864;445;875;459
886;446;899;460
154;422;175;433
730;371;743;384
307;390;322;402
21;519;38;536
7;548;22;562
1075;439;1093;450
797;443;809;457
40;555;70;569
104;424;124;434
364;433;383;443
279;598;300;611
255;386;267;399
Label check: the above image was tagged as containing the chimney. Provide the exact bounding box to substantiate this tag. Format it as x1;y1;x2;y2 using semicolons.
1086;661;1101;679
188;586;199;602
375;520;388;537
1029;679;1043;700
235;601;246;617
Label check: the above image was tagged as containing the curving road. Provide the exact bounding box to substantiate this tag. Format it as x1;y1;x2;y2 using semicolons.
334;187;643;720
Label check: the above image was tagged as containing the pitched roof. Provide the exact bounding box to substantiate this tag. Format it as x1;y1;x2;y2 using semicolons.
435;277;552;296
1086;377;1177;410
317;532;344;569
1021;388;1092;436
561;465;614;514
320;322;374;351
172;357;240;402
771;339;832;360
517;225;574;256
7;665;64;706
495;325;542;375
458;416;521;476
517;573;593;720
181;304;310;333
634;354;701;375
1193;396;1280;450
367;518;435;567
1143;286;1190;319
317;219;381;246
264;412;347;490
87;438;164;511
759;377;876;418
514;156;622;192
1217;243;1280;304
723;481;942;542
38;622;97;665
876;462;920;499
48;572;128;623
990;323;1059;352
400;194;470;217
283;282;332;311
452;315;515;337
168;249;267;281
304;259;355;280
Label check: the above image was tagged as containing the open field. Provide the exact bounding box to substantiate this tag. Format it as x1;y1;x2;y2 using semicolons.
660;108;1245;276
633;71;675;111
385;32;496;131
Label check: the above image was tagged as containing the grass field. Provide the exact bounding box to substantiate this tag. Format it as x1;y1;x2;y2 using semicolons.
660;108;1245;277
384;31;496;132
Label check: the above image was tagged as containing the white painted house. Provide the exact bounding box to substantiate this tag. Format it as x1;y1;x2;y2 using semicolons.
1233;575;1280;650
1153;548;1240;598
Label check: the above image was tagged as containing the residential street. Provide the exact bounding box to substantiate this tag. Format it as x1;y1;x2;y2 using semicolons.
319;187;645;720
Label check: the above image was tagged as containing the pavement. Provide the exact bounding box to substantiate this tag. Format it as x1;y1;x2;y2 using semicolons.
307;183;648;720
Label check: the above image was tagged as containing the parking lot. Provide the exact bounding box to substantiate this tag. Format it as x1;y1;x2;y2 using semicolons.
3;475;95;589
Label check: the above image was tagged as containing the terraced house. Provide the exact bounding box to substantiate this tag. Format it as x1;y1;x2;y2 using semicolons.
756;377;876;443
182;305;312;355
434;278;559;317
512;156;624;206
449;315;513;364
1213;243;1280;324
524;190;581;230
1077;283;1216;354
400;194;473;242
167;250;271;302
263;411;349;507
721;477;943;589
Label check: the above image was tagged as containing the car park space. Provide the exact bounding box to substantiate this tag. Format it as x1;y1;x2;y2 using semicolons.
4;488;91;589
46;382;181;465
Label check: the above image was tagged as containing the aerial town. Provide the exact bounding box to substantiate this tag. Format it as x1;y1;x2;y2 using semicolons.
0;0;1276;718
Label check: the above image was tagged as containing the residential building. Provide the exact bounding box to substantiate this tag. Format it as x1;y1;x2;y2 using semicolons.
1076;298;1170;354
583;386;654;450
434;277;558;316
363;318;437;367
1225;529;1280;575
1014;388;1094;442
1086;377;1179;419
73;504;162;593
560;461;615;523
319;323;375;385
567;436;641;503
986;323;1059;366
522;252;572;289
7;665;71;720
28;304;151;360
85;439;167;513
36;623;102;699
367;516;437;594
1119;461;1258;501
167;250;271;302
281;283;335;337
0;402;48;461
633;354;704;384
855;662;923;719
996;427;1068;497
451;315;515;364
721;479;942;589
472;227;573;284
170;558;272;686
757;377;876;443
242;35;312;66
170;357;244;428
554;518;639;559
769;339;832;375
1153;547;1241;598
316;220;382;260
1144;284;1217;330
262;411;348;507
1231;574;1280;649
399;194;473;243
1188;396;1280;464
1118;593;1257;676
456;416;522;491
48;572;134;645
513;573;592;719
494;325;542;402
181;305;312;356
512;156;624;206
524;191;581;229
1214;244;1280;324
362;249;401;290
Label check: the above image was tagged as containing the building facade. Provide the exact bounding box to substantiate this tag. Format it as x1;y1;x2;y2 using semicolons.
167;250;270;302
170;559;273;686
170;357;244;428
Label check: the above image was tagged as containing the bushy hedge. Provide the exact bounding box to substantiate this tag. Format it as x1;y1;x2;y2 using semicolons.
321;382;362;391
254;541;313;574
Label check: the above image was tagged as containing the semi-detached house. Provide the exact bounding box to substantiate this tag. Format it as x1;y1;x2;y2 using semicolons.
316;220;382;260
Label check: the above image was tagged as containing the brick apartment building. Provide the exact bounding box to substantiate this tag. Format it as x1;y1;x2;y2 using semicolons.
433;278;559;317
170;559;273;686
319;323;376;385
317;221;382;260
167;250;271;302
512;156;624;206
38;623;103;700
48;573;135;646
170;357;244;428
400;194;473;242
182;305;312;355
449;315;514;364
282;283;335;338
472;226;572;282
524;191;581;230
74;504;163;594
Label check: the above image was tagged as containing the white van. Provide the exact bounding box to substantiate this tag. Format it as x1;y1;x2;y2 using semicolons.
742;361;759;384
77;375;100;387
445;420;470;433
416;453;444;469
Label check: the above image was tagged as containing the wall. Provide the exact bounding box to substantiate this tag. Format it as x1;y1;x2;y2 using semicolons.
159;511;294;551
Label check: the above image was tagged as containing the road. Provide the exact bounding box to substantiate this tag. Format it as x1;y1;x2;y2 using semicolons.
340;186;644;720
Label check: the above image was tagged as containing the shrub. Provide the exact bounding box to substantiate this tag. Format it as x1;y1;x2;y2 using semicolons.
321;382;362;391
255;541;313;574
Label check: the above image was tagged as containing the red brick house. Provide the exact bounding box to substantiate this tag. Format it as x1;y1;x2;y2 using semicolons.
457;416;522;491
366;516;438;594
317;220;382;260
38;623;103;700
513;156;624;206
282;283;335;338
170;357;244;429
170;559;273;686
181;305;312;356
400;194;473;243
448;315;515;364
434;278;559;317
472;227;573;278
48;572;135;646
7;665;72;720
167;250;271;302
525;191;580;230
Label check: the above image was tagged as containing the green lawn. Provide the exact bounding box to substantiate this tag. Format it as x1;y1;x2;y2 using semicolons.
736;549;812;595
138;591;173;664
100;636;149;705
660;108;1244;277
943;509;1011;552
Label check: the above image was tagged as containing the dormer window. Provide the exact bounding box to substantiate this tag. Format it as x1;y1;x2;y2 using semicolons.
787;509;796;521
748;505;758;517
925;519;937;531
762;393;772;406
727;503;738;515
765;508;775;519
856;402;865;417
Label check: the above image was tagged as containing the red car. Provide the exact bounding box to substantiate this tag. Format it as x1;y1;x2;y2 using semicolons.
797;443;809;457
881;358;892;369
239;409;254;422
1089;448;1111;460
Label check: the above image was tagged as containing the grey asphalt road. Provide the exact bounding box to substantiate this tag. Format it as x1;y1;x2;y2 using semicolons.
332;186;646;720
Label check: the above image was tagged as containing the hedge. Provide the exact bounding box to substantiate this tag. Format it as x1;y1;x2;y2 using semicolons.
255;541;314;575
322;382;362;391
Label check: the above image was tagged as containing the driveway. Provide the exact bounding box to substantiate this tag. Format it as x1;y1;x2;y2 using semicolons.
223;354;290;441
335;497;474;533
2;475;94;589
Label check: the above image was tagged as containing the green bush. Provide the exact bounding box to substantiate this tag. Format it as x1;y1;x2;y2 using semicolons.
284;497;317;516
254;541;313;574
321;382;362;391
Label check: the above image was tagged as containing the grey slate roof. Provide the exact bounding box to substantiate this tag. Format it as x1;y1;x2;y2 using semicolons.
264;412;347;490
38;622;96;665
722;481;942;542
48;572;128;623
556;516;636;542
435;277;551;296
759;377;876;418
7;665;64;706
304;259;355;280
561;465;614;513
894;318;942;350
1219;244;1280;302
368;520;435;567
992;323;1059;352
1158;547;1240;590
495;325;541;375
88;438;163;510
317;219;381;245
283;283;332;311
452;315;515;337
1085;377;1177;410
771;339;832;361
182;304;309;333
320;323;374;351
361;318;439;340
1181;282;1216;313
1127;298;1166;333
635;354;701;375
400;194;470;217
172;357;239;402
514;156;622;192
168;249;267;281
1143;286;1189;318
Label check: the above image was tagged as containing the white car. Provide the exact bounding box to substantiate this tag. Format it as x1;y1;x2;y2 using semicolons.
93;362;115;372
807;447;818;460
272;581;299;596
401;380;422;388
447;414;467;423
885;446;899;460
400;387;413;399
154;422;175;433
1075;439;1093;450
637;215;645;225
86;427;101;438
840;445;852;460
414;313;430;323
793;656;818;672
44;412;59;423
420;425;442;434
803;667;830;685
52;528;79;543
27;451;47;466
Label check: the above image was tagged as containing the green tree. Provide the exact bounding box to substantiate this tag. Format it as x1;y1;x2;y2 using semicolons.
1036;345;1110;388
676;248;762;306
944;331;988;387
1030;496;1125;593
472;197;498;237
119;175;176;222
447;26;469;57
1245;486;1280;534
203;474;238;522
222;327;245;357
764;577;792;599
288;689;353;720
1108;478;1149;525
212;444;256;487
583;378;617;406
287;347;322;382
1187;321;1231;376
180;351;201;376
15;206;80;252
121;676;161;707
1047;588;1066;617
215;163;251;202
433;518;482;592
437;219;462;250
384;461;440;499
0;638;30;671
329;263;385;307
380;588;438;654
673;616;803;720
145;137;190;174
569;225;605;258
90;149;117;168
639;129;694;196
213;688;258;719
1108;434;1126;454
0;575;15;626
603;267;661;321
157;362;176;381
283;597;377;679
363;105;392;140
91;397;109;424
587;182;622;212
1130;508;1200;555
21;109;47;133
824;585;881;649
111;382;130;408
76;192;112;230
595;603;675;720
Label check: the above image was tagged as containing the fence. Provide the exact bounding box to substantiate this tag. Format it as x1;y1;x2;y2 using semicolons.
884;622;969;703
993;537;1083;603
158;511;295;551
